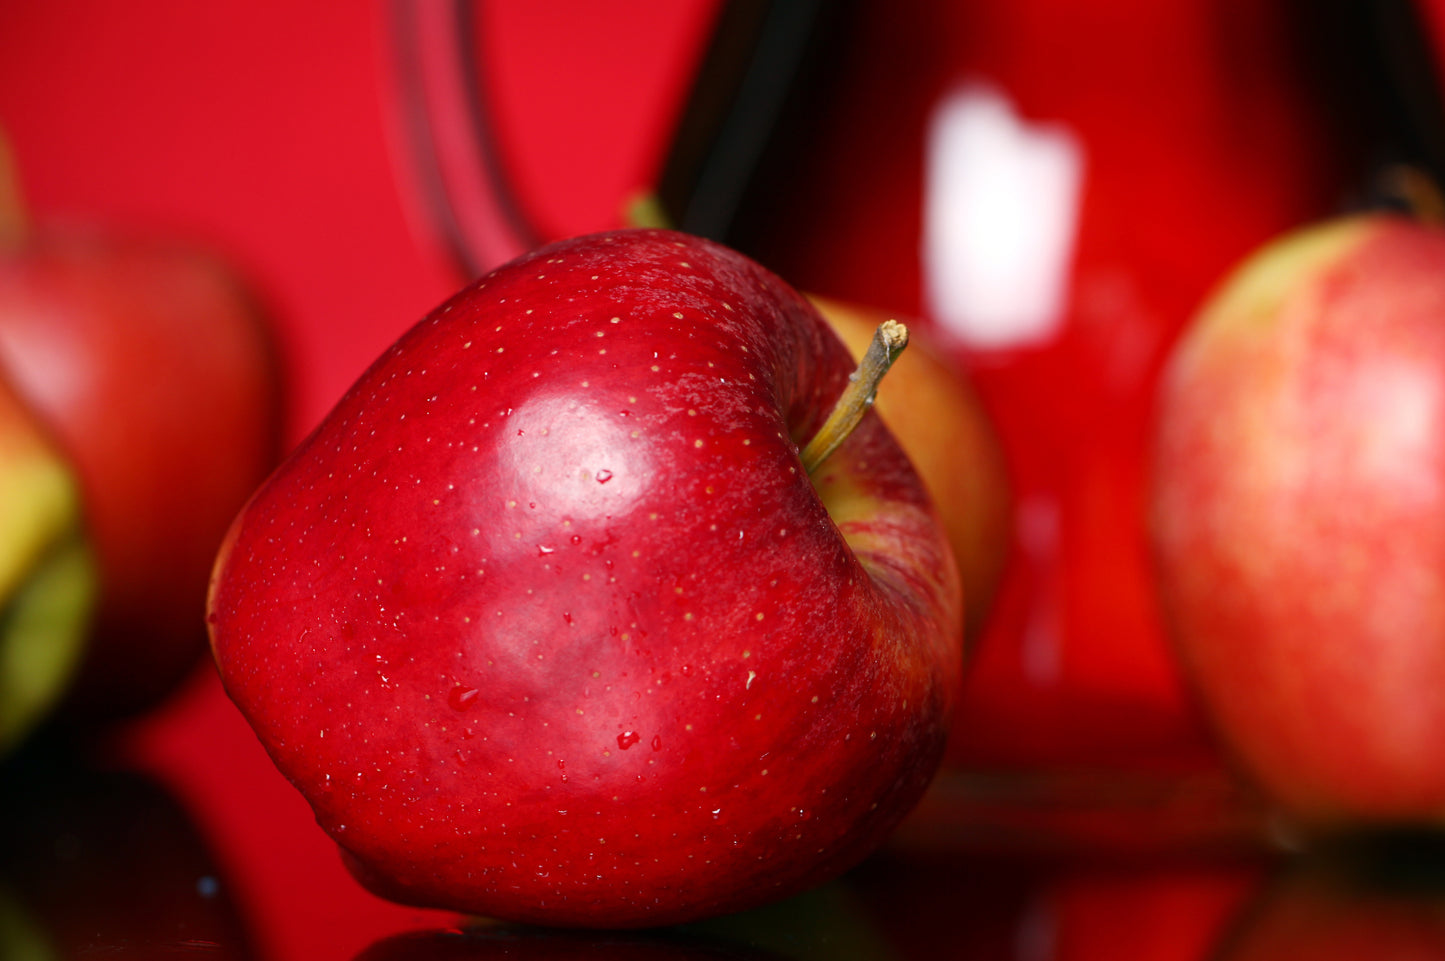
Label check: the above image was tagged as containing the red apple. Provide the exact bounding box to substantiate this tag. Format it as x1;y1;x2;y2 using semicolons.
809;296;1010;644
207;228;963;928
0;226;283;719
1150;213;1445;828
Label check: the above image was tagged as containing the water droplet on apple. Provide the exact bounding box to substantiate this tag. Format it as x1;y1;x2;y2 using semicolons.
448;685;480;711
596;469;614;483
558;759;568;783
563;611;573;626
537;544;555;556
570;534;583;545
617;731;641;750
651;735;663;751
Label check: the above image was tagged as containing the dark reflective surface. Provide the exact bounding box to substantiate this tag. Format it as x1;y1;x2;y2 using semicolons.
13;713;1445;961
2;691;1280;961
1215;835;1445;961
0;733;256;960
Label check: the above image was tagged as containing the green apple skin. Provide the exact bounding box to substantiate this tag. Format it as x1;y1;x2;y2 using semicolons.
0;374;93;754
1151;214;1445;829
207;229;963;928
0;229;281;719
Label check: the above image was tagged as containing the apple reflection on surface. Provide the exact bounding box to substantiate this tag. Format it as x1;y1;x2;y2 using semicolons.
0;739;255;960
346;849;1266;961
839;851;1264;961
355;925;782;961
1218;836;1445;961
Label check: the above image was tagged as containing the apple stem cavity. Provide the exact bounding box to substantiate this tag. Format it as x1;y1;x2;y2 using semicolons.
800;320;909;474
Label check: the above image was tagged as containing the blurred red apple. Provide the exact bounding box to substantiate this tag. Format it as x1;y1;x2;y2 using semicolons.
0;146;283;721
1150;213;1445;828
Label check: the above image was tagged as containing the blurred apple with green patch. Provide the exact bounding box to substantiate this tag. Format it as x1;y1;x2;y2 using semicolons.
1151;212;1445;828
0;133;282;742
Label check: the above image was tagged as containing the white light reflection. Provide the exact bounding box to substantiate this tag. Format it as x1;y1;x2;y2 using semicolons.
506;395;651;522
923;82;1084;350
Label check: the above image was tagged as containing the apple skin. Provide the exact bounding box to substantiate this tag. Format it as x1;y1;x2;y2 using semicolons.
809;296;1010;645
0;372;93;751
0;228;283;718
207;228;963;928
1150;214;1445;828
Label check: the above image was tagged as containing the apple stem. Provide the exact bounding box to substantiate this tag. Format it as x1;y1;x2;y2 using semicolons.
800;320;909;474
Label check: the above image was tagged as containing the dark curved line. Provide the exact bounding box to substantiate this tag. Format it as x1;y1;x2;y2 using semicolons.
454;0;544;256
680;0;825;239
388;0;478;278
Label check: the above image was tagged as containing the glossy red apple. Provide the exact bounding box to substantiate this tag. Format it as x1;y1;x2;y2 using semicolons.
0;226;283;719
1150;213;1445;828
208;228;963;928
